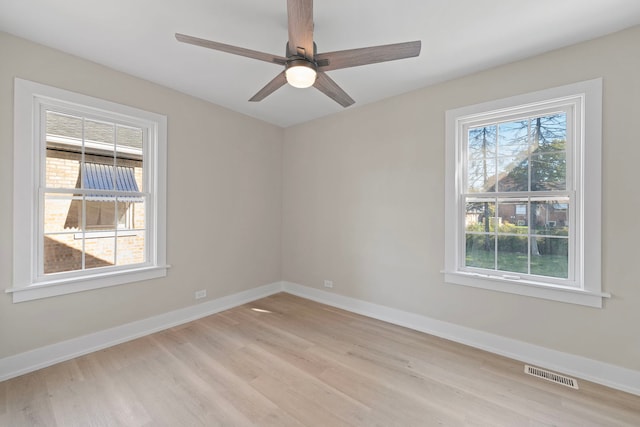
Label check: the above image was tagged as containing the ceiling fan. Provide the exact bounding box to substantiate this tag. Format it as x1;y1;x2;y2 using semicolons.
175;0;421;107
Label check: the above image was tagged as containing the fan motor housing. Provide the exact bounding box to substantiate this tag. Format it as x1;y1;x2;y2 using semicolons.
285;57;317;72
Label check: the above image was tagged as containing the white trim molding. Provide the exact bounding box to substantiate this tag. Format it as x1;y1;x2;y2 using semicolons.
2;281;638;398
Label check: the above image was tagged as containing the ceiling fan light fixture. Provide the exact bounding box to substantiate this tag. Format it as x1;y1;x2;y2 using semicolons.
285;58;317;88
175;0;421;107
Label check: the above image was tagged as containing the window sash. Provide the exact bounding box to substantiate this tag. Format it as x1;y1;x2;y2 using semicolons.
37;103;153;282
458;193;575;286
456;103;577;286
461;105;575;194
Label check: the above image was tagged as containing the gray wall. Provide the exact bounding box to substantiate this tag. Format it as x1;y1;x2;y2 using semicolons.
0;32;283;358
282;26;640;371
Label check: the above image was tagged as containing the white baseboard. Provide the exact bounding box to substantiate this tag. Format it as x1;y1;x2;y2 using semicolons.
0;282;283;382
282;281;640;397
3;280;639;397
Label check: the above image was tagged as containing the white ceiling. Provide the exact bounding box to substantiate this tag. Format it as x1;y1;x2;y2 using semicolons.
2;1;640;127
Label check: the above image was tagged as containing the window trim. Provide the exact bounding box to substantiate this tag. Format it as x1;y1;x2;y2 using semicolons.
444;79;607;308
9;78;168;303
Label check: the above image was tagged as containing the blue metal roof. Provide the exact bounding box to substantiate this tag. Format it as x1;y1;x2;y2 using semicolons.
83;163;142;202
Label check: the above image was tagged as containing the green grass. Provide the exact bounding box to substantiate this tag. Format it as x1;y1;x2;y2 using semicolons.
466;248;568;279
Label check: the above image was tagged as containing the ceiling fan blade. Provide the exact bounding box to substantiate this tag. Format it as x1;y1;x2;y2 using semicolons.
175;33;287;65
287;0;314;58
249;71;288;102
313;72;355;108
316;41;421;71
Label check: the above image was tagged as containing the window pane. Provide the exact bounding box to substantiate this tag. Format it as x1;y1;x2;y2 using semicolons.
467;159;496;193
46;111;83;140
497;156;528;192
44;193;78;233
135;163;144;193
497;235;528;274
468;126;497;156
85;200;117;230
84;235;115;269
116;125;143;151
496;120;530;192
530;113;567;192
44;234;82;274
46;152;81;190
498;120;529;156
85;118;115;151
84;163;115;191
116;125;144;192
117;198;146;230
46;112;83;189
467;125;496;192
530;114;567;146
465;200;495;232
531;199;569;236
115;201;128;229
497;200;528;233
465;234;495;269
531;152;566;191
530;237;568;279
116;231;146;266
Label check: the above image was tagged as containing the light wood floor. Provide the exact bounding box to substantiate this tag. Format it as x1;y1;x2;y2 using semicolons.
1;293;639;426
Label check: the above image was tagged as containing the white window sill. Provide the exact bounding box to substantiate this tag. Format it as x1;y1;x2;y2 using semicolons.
6;265;170;303
443;271;610;308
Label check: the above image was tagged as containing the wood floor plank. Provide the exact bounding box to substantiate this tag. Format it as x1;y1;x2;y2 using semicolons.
149;331;303;426
75;354;153;426
2;293;639;426
2;371;57;427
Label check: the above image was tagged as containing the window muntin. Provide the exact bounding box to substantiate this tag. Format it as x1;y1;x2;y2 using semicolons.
444;79;606;307
11;78;167;303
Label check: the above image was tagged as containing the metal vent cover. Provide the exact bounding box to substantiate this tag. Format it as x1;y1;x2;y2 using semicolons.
525;365;579;389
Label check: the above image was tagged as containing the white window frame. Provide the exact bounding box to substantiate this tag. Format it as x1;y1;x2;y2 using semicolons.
9;78;168;303
444;79;608;307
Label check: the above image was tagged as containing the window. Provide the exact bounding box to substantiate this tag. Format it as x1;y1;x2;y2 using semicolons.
10;78;167;302
444;79;608;307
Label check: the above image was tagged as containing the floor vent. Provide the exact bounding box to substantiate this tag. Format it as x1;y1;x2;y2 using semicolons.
524;365;579;389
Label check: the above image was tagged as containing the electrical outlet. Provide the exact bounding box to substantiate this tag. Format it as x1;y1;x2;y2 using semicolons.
323;280;333;288
195;289;207;299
